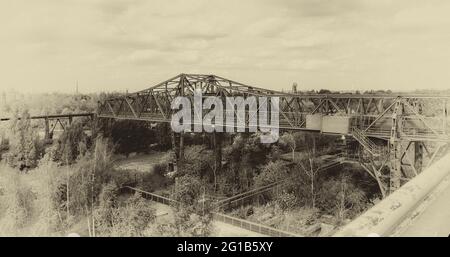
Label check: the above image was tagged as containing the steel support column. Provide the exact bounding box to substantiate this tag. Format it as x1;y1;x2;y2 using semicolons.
389;100;403;193
44;118;51;140
414;141;423;174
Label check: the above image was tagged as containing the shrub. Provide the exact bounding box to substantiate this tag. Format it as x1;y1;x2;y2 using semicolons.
276;191;298;211
95;192;156;237
5;110;44;171
318;175;368;222
0;168;35;233
254;160;289;188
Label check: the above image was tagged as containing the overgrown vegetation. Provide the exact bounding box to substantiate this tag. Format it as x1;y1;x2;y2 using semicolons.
0;93;381;236
0;134;160;236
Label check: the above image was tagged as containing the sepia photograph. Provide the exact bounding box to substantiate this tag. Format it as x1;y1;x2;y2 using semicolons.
1;0;450;250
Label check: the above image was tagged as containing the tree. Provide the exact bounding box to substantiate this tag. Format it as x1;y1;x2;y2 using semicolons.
168;174;213;237
319;174;367;223
220;134;272;195
109;120;156;156
280;133;296;161
6;110;42;171
94;188;156;236
50;121;90;165
294;148;321;209
254;160;289;188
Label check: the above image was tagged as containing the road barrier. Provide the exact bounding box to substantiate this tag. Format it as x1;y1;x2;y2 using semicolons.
334;152;450;236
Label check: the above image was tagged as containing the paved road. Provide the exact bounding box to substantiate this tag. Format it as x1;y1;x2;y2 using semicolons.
398;177;450;237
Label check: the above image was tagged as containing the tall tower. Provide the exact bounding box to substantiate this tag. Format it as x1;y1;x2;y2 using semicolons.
292;82;298;93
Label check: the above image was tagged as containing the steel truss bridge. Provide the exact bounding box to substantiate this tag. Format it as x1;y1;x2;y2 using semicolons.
96;73;450;196
1;113;94;141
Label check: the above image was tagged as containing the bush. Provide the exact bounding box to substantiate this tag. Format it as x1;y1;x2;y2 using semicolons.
94;192;156;237
276;191;298;211
27;162;66;234
318;175;368;222
5;110;44;171
109;120;156;156
0;168;35;234
254;160;289;188
50;121;90;165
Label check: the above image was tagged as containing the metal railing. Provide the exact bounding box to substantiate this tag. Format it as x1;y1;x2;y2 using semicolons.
124;186;301;237
352;127;382;156
123;186;179;206
211;212;301;237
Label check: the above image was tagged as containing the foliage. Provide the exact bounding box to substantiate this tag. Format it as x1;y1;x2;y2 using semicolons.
275;191;298;211
279;132;304;161
219;134;273;196
318;174;367;222
94;190;156;237
0;167;35;234
5;110;44;171
137;163;171;192
180;145;214;178
254;160;289;188
172;174;202;207
108;120;156;156
164;174;214;237
49;121;90;165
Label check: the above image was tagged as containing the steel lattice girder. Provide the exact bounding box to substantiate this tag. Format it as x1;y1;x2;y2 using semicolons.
97;73;450;142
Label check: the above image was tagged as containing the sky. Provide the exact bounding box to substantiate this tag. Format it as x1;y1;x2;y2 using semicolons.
1;0;450;93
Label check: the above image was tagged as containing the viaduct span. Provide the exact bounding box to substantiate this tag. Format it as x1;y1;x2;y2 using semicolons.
97;74;450;196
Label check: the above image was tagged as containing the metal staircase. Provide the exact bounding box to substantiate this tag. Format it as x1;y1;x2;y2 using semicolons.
352;127;383;157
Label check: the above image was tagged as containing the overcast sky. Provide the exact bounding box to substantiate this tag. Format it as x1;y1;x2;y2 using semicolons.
1;0;450;93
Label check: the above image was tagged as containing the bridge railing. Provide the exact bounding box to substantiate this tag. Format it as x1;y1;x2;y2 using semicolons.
334;151;450;236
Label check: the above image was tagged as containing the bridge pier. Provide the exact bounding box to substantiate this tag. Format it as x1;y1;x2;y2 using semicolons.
389;99;403;193
44;118;51;140
213;131;223;173
171;131;185;171
414;141;423;173
389;139;402;193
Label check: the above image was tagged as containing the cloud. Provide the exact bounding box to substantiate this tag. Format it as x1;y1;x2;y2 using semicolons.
1;0;450;92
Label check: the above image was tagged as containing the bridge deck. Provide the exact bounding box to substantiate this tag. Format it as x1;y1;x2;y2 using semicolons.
0;113;94;121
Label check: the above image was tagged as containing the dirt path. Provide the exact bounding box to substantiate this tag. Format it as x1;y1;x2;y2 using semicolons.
115;152;168;172
151;202;265;237
114;152;265;236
